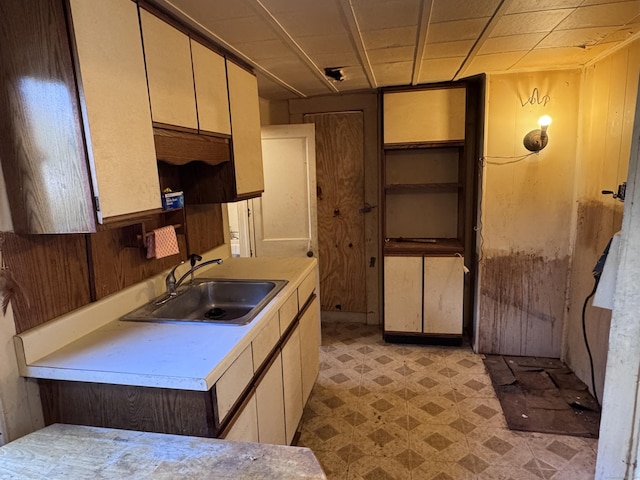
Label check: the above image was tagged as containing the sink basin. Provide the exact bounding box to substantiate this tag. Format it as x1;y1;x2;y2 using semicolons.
121;278;288;325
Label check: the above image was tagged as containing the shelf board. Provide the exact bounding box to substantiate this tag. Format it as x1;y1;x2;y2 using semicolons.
383;238;463;256
385;182;462;192
384;140;464;150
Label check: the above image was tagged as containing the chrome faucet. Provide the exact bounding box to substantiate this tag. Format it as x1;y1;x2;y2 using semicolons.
165;254;223;297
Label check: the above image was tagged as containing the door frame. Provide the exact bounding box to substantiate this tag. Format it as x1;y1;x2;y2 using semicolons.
289;94;380;325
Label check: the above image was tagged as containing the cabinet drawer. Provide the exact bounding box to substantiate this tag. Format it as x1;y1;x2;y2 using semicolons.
215;345;253;422
252;310;279;371
279;292;298;334
297;271;317;309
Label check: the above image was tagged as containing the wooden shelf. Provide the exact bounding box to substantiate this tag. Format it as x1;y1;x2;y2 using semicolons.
383;140;464;150
385;182;462;192
383;238;463;256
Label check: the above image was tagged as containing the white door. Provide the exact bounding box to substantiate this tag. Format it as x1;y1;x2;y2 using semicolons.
251;124;317;258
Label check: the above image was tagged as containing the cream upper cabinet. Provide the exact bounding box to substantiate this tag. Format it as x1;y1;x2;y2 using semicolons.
140;9;198;130
191;41;231;135
227;61;265;197
383;87;466;144
68;0;161;222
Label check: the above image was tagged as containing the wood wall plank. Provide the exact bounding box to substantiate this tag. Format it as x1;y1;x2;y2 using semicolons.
185;204;225;256
89;216;188;300
2;233;91;333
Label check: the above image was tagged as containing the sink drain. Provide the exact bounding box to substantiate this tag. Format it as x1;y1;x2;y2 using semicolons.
205;307;226;320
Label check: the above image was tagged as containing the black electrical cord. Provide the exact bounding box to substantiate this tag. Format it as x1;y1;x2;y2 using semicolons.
581;277;600;406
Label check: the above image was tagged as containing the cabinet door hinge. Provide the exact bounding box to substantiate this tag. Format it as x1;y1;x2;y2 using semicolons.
93;196;101;213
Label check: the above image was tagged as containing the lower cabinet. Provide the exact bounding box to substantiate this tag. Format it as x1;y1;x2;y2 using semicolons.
39;269;321;446
282;325;304;445
299;296;320;404
255;353;286;445
384;255;464;343
223;393;259;442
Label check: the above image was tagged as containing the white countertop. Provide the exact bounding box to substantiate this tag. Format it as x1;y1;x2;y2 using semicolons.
14;257;317;391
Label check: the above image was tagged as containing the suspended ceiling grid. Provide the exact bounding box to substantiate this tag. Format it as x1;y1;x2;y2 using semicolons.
153;0;640;100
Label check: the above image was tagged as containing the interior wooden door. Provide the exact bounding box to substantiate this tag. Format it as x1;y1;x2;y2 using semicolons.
304;112;366;317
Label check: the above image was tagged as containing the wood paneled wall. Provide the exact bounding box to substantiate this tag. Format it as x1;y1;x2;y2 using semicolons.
3;203;225;333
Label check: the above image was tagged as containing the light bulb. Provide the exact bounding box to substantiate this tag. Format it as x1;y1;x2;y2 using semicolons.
538;115;552;127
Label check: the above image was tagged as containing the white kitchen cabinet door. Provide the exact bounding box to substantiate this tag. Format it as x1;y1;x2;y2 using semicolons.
384;257;423;333
281;327;303;445
423;256;464;335
227;61;264;197
191;40;231;135
383;87;466;144
140;10;198;129
299;296;320;405
215;345;253;422
223;393;259;443
69;0;161;222
255;354;287;445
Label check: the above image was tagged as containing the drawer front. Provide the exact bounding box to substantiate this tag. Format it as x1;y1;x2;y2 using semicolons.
251;310;279;371
215;345;253;422
278;291;298;334
297;271;317;309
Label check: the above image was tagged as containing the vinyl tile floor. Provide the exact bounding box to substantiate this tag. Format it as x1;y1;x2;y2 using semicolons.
297;322;598;480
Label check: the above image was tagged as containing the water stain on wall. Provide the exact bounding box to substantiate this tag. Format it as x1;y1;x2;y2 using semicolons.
478;250;570;357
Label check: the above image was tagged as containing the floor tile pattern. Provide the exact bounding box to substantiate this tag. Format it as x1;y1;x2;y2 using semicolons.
297;322;598;480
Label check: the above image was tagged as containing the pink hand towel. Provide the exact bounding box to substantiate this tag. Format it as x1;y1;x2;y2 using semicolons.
147;225;180;259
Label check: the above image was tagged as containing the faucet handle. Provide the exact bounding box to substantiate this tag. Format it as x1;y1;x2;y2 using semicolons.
189;253;203;267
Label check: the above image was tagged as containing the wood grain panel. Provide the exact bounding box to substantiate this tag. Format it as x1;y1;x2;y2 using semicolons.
304;112;366;313
89;216;188;300
0;0;95;233
185;204;225;256
153;128;230;166
39;380;215;438
2;233;91;333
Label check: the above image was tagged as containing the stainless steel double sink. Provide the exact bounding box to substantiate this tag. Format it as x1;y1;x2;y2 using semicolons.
121;278;288;326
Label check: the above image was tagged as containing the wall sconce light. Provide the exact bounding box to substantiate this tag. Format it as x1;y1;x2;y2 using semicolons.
523;115;552;152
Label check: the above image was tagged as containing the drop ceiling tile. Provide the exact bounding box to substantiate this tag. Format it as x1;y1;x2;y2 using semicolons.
581;0;640;6
431;0;501;22
233;39;291;60
308;52;362;68
361;26;418;49
538;26;618;48
368;45;416;64
295;34;356;55
461;51;528;76
256;74;300;100
260;0;339;14
167;0;255;21
602;22;640;42
208;16;278;44
513;43;612;68
273;8;348;37
556;2;640;29
423;39;475;58
479;33;547;54
335;67;372;90
256;55;309;71
491;10;574;36
372;61;413;86
505;0;583;15
417;57;464;83
352;0;422;30
428;18;490;43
